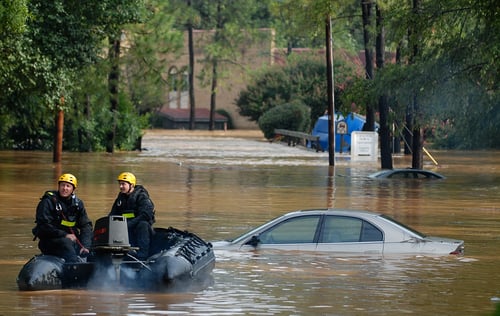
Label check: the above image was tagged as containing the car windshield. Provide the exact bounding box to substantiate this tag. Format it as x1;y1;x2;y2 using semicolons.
229;226;263;243
379;214;426;238
229;214;321;244
228;214;285;243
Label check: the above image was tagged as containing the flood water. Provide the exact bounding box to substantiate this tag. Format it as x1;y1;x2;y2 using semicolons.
1;130;499;315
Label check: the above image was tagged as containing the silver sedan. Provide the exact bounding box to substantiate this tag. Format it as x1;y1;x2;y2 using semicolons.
213;209;464;256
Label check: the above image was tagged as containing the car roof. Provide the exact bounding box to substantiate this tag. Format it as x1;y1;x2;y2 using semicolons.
287;208;383;218
368;168;445;179
285;209;426;238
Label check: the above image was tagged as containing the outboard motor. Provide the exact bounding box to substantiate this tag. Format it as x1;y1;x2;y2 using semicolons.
92;215;137;282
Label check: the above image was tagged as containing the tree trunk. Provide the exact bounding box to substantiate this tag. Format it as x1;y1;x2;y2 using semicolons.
409;0;423;168
412;126;424;169
361;0;375;131
376;4;392;169
393;42;403;154
209;60;217;131
187;0;196;130
107;34;121;153
209;0;222;131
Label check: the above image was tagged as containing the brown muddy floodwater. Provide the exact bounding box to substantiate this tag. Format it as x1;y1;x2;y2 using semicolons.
0;129;499;315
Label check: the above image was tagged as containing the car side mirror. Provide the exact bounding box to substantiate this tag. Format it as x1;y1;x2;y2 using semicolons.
407;237;421;243
245;235;260;247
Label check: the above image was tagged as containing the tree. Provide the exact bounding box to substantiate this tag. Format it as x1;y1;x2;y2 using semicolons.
0;0;28;146
184;0;264;130
0;0;155;153
382;0;499;153
186;0;196;130
417;0;499;150
375;3;392;169
343;0;500;167
95;0;146;152
2;0;108;155
122;1;184;115
68;0;182;152
360;0;376;132
236;56;354;125
0;0;28;91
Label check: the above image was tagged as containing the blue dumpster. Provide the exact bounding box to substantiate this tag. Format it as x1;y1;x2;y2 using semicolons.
310;112;372;152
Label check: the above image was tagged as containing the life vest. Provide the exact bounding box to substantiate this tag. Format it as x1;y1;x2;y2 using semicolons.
41;191;82;229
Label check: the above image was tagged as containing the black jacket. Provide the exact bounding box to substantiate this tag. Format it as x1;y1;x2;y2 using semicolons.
32;191;93;248
109;185;155;229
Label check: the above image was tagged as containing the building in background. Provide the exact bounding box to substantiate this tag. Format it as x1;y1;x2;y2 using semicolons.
156;28;275;130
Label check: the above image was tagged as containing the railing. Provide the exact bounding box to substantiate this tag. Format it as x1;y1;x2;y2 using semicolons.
274;129;323;152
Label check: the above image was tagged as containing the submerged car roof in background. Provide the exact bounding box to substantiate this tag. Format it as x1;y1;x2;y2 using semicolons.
368;168;445;179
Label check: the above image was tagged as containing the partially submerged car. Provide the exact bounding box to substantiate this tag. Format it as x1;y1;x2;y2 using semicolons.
213;209;464;256
368;169;445;179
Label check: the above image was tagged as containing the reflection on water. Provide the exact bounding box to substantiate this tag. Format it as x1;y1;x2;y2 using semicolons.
0;131;499;315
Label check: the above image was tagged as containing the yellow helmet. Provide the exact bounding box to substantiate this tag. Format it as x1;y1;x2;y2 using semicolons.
117;172;136;186
58;173;78;188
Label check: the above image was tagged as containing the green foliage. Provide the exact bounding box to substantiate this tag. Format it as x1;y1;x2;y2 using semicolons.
269;0;358;51
115;94;150;150
0;44;74;150
340;0;500;149
62;92;149;152
258;100;311;139
430;79;500;149
26;0;108;69
64;62;150;152
0;0;152;151
1;0;498;151
237;56;352;125
122;0;184;114
237;66;292;122
0;0;28;35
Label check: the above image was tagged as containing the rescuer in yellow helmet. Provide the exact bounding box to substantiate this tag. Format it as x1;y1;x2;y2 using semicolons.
32;173;92;262
109;172;155;260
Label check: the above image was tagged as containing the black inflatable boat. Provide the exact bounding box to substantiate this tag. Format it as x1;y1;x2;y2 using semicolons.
17;215;215;291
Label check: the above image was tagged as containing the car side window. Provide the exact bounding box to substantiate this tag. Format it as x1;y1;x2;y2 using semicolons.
360;221;383;241
389;171;407;179
320;216;383;243
415;172;427;179
259;215;320;244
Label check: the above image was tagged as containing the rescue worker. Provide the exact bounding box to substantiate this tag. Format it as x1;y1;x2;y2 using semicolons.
32;173;92;263
109;172;155;260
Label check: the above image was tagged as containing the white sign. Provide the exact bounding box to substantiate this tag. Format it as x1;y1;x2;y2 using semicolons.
351;131;378;162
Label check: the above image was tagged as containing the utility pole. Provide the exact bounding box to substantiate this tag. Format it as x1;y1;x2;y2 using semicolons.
325;15;335;166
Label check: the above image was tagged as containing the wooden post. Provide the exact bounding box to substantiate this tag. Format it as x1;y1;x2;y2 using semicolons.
53;97;64;163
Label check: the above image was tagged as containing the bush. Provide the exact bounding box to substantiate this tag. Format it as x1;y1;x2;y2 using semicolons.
236;56;352;126
258;100;311;139
216;109;234;129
